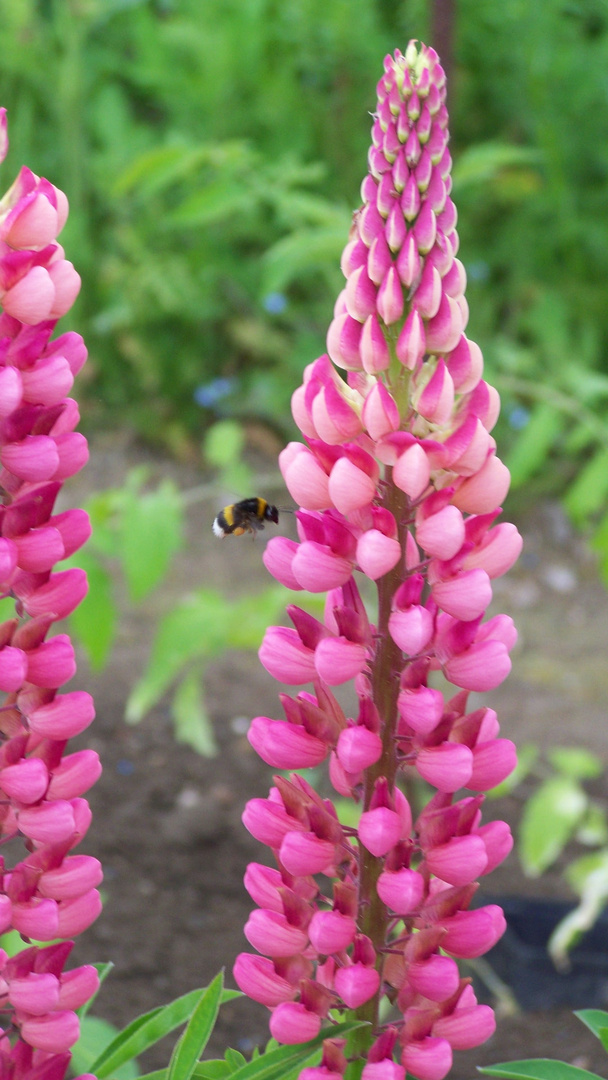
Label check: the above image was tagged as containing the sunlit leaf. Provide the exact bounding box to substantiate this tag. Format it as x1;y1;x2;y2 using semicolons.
547;747;603;780
67;552;116;670
505;402;564;489
478;1060;605;1079
167;974;224;1080
519;776;587;876
121;480;184;602
172;672;217;757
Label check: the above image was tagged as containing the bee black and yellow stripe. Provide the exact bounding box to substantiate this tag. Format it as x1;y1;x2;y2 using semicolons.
213;497;279;538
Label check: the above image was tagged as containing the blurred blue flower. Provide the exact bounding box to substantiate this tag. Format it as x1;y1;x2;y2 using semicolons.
466;261;490;282
194;377;238;407
508;405;530;430
263;292;288;314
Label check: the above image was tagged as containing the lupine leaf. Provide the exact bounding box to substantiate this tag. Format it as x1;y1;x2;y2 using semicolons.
72;1016;139;1080
564;447;608;526
204;420;245;468
478;1061;605;1079
172;673;218;757
193;1062;231;1080
519;776;587;876
67;551;116;670
89;986;238;1078
121;480;184;602
575;1008;608;1052
166;973;224;1080
548;747;603;780
223;1021;366;1080
505;401;564;489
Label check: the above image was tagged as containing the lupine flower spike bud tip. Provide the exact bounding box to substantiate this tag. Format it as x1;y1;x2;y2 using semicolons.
235;41;521;1079
0;109;101;1076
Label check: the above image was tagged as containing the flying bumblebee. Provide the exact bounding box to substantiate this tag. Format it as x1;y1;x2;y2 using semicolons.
212;497;280;538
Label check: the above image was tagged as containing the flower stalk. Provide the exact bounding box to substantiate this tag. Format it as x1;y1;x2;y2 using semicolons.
0;108;100;1077
235;42;521;1080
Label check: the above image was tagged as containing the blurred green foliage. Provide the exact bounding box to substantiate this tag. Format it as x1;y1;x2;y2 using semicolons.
3;0;608;535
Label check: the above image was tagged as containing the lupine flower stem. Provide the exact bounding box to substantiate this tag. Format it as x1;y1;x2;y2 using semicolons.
236;42;521;1080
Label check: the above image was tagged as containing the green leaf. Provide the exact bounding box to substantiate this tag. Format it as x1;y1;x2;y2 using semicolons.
168;181;254;228
261;221;349;295
193;1062;231;1080
224;1050;247;1070
72;1016;139;1080
67;552;116;670
478;1061;605;1080
90;985;237;1078
226;1021;366;1080
204;421;245;469
550;851;608;964
452;141;543;188
121;480;184;602
167;973;224;1080
576;1008;608;1052
547;747;604;780
172;672;218;757
505;402;564;489
564;447;608;527
519;776;587;876
576;803;608;847
590;509;608;590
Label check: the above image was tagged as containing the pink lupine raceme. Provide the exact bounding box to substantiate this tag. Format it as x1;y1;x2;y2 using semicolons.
235;42;520;1076
0;109;100;1074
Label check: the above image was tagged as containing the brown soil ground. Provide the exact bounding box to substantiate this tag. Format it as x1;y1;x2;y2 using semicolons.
66;435;608;1079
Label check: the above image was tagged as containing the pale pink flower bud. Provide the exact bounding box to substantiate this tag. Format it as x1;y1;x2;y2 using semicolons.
377;868;424;914
45;749;101;799
47;259;81;319
0;366;23;416
431;569;492;622
388;606;433;655
359;806;402;856
327;313;363;370
28;691;95;739
345;265;377;322
309;910;356;953
425;834;488;886
342;236;368;277
357;529;401;580
259;626;316;685
416;505;465;560
20;1011;80;1054
269;1002;321;1045
360;313;390;375
242;798;304;848
393;443;430;498
11;898;59;941
51;431;89;479
407;954;459;1001
451;454;511;514
462;521;523;579
361;381;399;440
396;309;425;369
0;108;7;162
396;231;421;288
23;567;88;620
377;267;404;325
334;963;380;1008
0;757;49;803
292;384;318;438
57;965;99;1010
314;636;367;685
362;1061;405;1080
1;434;60;482
17;800;76;844
0;645;27;692
412;261;441;319
233;953;297;1006
445;335;483;393
337;726;382;772
2;191;58;250
476;820;513;874
244;909;309;958
443;639;511;692
38;855;103;900
292;542;353;592
2;266;55;324
248;716;328;769
263;537;302;591
279;444;331;510
280;831;336;876
425;293;463;355
441;904;506;958
8;972;60;1014
433;1004;496;1050
468;739;517;791
25;633;76;687
401;1037;451;1080
414;360;455;426
416;743;473;792
13;526;65;573
398;686;444;734
21;354;74;406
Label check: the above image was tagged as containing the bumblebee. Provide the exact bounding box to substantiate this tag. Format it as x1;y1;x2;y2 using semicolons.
213;497;280;538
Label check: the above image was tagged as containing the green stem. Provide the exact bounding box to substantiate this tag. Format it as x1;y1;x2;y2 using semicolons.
351;471;409;1052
